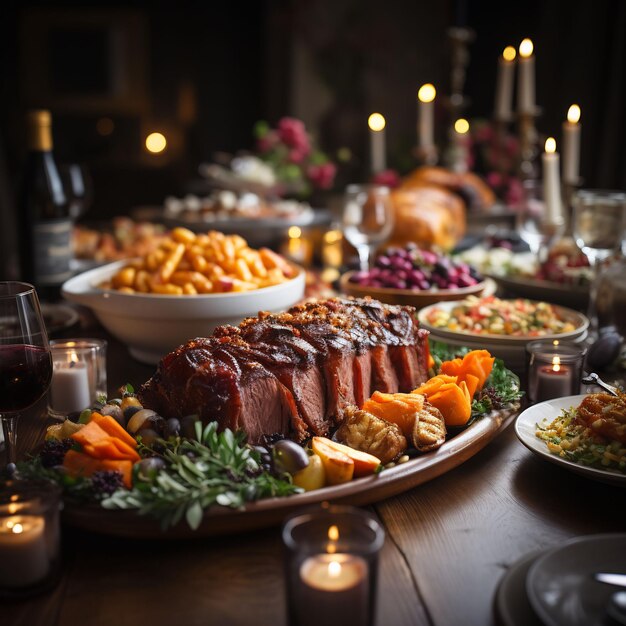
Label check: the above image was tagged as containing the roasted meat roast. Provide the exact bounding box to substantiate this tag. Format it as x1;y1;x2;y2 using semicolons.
139;297;430;444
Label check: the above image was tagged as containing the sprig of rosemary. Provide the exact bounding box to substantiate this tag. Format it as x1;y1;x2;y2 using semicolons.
101;421;301;530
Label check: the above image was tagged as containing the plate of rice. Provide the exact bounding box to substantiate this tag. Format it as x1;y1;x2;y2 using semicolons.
515;394;626;486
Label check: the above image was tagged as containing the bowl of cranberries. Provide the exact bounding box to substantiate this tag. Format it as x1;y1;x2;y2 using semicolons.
340;243;491;308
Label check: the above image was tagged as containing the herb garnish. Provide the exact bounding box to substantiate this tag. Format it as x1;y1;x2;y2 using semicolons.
102;421;301;530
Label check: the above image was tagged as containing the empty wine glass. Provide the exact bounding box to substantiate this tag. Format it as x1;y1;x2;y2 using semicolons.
59;163;92;220
515;179;565;264
0;283;52;470
572;189;626;337
341;184;394;271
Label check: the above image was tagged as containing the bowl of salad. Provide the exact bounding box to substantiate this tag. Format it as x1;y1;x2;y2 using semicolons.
418;295;589;373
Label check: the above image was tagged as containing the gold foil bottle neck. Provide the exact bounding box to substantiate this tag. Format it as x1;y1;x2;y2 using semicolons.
26;109;53;151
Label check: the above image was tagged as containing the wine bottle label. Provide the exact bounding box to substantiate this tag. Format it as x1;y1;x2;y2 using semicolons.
33;218;73;285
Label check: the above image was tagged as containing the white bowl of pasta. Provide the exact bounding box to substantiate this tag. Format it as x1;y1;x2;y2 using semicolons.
62;259;306;364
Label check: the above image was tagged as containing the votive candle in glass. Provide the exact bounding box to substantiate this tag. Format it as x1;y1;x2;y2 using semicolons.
526;340;587;404
0;480;62;596
283;505;384;626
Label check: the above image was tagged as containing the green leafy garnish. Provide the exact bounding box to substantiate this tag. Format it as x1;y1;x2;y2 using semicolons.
101;421;301;530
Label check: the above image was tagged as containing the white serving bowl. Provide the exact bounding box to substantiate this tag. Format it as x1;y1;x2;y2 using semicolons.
62;260;306;364
418;300;589;374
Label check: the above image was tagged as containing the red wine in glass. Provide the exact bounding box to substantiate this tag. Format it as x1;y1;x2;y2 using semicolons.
0;345;52;412
0;282;52;468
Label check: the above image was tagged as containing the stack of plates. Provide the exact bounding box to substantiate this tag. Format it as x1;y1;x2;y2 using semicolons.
495;534;626;626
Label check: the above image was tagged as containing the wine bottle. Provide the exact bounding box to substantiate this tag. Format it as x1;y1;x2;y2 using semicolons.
18;109;72;301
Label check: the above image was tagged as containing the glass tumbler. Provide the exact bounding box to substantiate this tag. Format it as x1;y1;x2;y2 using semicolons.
282;505;385;626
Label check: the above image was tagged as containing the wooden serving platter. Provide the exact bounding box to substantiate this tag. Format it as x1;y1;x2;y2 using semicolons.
62;404;519;539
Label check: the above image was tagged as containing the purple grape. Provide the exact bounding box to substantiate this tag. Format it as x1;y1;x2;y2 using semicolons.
419;280;431;290
395;280;407;289
410;269;424;282
377;256;391;267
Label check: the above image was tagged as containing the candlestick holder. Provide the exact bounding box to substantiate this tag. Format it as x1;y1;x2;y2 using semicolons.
0;480;62;597
413;145;439;167
282;505;384;626
517;110;541;180
48;339;107;419
526;340;587;404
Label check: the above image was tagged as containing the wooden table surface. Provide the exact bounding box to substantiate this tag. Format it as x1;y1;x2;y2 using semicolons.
2;311;625;626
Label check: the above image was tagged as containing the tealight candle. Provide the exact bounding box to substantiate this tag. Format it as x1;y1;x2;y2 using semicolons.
367;113;386;175
517;38;535;115
494;46;516;122
562;104;581;185
417;83;436;150
0;515;48;587
0;480;62;595
527;340;587;404
283;506;384;626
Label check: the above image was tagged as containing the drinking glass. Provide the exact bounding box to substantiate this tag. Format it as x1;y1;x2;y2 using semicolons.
59;163;92;220
572;190;626;337
515;179;565;263
0;283;52;469
341;185;393;271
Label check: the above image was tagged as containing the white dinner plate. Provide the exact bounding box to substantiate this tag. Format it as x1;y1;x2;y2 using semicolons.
526;534;626;626
514;395;626;487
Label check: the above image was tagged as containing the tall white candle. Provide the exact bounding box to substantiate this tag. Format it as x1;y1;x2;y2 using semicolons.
0;515;49;587
417;83;436;149
542;137;562;224
517;38;535;115
367;113;386;174
494;46;516;121
50;358;91;414
451;118;470;173
562;104;581;185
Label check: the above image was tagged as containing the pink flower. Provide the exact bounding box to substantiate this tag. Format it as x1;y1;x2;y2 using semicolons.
277;117;310;154
257;131;279;154
288;148;307;164
371;169;400;188
505;177;524;207
307;163;336;190
486;171;503;189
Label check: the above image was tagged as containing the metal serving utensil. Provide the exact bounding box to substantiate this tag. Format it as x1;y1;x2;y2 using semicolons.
581;373;620;397
596;573;626;587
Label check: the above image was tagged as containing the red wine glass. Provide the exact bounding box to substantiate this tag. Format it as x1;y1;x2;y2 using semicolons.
0;282;52;469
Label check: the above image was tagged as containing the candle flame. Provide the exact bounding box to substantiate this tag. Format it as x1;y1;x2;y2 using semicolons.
519;38;534;58
11;523;24;534
502;46;516;61
328;525;339;541
288;226;302;239
567;104;581;124
545;137;556;154
552;356;561;372
328;560;342;578
418;83;436;103
368;113;386;132
145;132;167;154
454;118;470;134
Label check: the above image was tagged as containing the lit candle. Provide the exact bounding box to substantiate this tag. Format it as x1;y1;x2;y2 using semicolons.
535;355;573;401
298;553;369;626
542;137;563;225
494;46;516;121
283;225;312;266
417;84;436;150
517;38;535;115
451;118;470;173
0;515;49;587
367;113;386;174
50;353;91;415
562;104;581;185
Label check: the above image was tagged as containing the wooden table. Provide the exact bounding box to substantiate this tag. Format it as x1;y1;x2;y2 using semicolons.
2;315;625;626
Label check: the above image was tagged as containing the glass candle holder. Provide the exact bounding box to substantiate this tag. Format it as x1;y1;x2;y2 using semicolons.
526;340;587;404
48;339;107;419
0;480;62;597
282;505;385;626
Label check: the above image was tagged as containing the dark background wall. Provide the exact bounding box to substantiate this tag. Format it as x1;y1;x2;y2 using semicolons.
1;0;625;276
